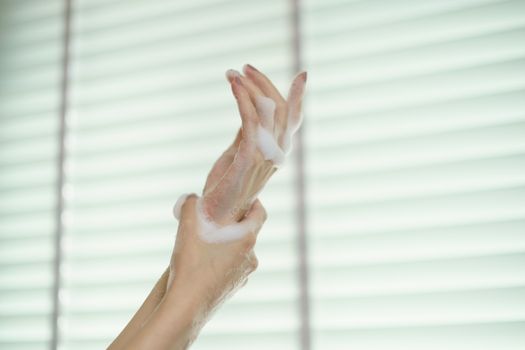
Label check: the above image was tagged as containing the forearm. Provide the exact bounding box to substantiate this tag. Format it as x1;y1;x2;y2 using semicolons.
108;267;170;350
121;278;206;350
120;196;266;350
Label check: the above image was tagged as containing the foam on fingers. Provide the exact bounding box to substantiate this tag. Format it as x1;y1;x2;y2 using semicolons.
253;82;304;165
173;193;190;220
255;95;275;130
173;193;258;243
227;67;306;166
172;70;306;242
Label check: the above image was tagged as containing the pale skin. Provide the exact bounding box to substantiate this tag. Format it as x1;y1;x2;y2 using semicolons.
107;64;307;350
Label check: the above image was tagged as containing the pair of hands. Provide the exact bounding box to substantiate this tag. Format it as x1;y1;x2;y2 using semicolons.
168;64;307;328
201;64;307;225
110;65;306;350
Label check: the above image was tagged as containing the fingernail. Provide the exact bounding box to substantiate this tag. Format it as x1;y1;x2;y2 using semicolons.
234;76;242;85
244;64;258;73
295;71;307;83
226;69;241;82
303;71;307;82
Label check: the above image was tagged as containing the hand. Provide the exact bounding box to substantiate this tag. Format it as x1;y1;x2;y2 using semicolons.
122;197;267;350
202;65;307;225
168;194;267;324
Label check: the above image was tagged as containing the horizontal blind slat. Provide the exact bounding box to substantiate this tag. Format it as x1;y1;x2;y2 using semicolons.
0;2;61;349
305;1;525;348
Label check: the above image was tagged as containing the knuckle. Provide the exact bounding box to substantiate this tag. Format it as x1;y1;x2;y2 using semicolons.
250;256;259;271
245;252;258;273
261;206;268;222
242;232;257;251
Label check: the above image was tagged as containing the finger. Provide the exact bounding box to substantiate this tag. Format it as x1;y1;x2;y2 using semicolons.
242;64;285;103
240;75;264;101
203;150;235;195
246;250;259;272
227;69;274;131
286;71;307;134
179;193;198;219
207;74;259;205
225;69;239;83
231;77;258;141
203;129;241;194
239;76;275;132
243;64;288;139
226;69;264;103
242;199;267;235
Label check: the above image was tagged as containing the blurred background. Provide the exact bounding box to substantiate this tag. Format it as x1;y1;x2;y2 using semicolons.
1;0;525;349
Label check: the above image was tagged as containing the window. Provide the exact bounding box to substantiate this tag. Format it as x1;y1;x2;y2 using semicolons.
64;0;297;349
304;1;525;349
0;0;62;349
1;0;524;349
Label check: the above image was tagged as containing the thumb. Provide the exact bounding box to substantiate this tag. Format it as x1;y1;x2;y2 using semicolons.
173;193;198;220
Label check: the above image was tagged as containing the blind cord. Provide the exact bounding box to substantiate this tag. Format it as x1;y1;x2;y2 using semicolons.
50;0;72;349
291;0;312;349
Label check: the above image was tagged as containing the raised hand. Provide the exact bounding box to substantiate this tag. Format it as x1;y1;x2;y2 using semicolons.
201;65;307;226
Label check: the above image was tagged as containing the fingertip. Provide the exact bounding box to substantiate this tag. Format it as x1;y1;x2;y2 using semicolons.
300;70;307;83
243;63;258;74
180;193;198;216
243;64;264;82
174;193;197;220
226;69;241;83
287;71;307;105
293;71;307;91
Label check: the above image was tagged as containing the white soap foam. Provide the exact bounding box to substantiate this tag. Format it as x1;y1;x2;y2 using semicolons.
254;95;287;166
224;71;303;166
195;198;257;243
172;193;190;220
281;105;303;154
280;127;293;154
173;193;257;243
255;95;276;131
256;126;285;166
172;78;304;242
254;95;303;164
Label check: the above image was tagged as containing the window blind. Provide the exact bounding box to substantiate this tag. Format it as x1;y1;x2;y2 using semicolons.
61;0;300;349
2;0;525;349
303;0;525;349
0;0;62;349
